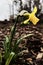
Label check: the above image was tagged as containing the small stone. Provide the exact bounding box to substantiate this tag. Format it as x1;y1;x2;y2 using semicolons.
42;41;43;43
26;58;32;61
36;53;43;59
0;31;2;34
41;48;43;52
41;37;43;41
7;28;10;31
35;31;39;33
15;32;19;38
39;33;42;36
7;32;10;35
29;31;32;33
26;31;29;34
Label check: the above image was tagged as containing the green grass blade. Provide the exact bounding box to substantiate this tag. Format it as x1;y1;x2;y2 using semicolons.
13;34;33;53
3;36;10;59
4;36;9;52
0;53;2;65
5;52;15;65
16;34;33;45
9;15;19;45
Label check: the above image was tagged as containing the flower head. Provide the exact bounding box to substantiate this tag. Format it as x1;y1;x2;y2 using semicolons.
20;6;39;25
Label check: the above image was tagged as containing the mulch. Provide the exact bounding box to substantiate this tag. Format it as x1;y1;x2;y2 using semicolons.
0;21;43;65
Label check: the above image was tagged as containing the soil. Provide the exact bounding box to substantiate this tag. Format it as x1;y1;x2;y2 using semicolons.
0;21;43;65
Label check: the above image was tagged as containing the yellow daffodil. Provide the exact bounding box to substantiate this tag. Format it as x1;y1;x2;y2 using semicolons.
21;7;40;25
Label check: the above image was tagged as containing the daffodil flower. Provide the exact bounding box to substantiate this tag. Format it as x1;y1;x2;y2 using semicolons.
19;7;40;25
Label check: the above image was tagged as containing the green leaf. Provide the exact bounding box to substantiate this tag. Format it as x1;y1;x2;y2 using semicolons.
12;39;20;53
5;52;15;65
4;36;10;59
9;24;17;51
9;25;15;44
4;36;9;52
9;17;18;44
0;53;2;65
13;34;33;53
16;34;33;45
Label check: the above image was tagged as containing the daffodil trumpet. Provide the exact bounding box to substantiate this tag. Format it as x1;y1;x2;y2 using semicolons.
20;7;40;25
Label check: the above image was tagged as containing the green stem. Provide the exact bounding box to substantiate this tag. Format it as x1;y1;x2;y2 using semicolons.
9;16;19;51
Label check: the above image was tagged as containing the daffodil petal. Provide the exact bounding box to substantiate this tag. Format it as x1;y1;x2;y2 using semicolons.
30;15;39;25
32;6;37;14
18;10;28;16
23;13;30;16
20;6;39;25
23;18;30;24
